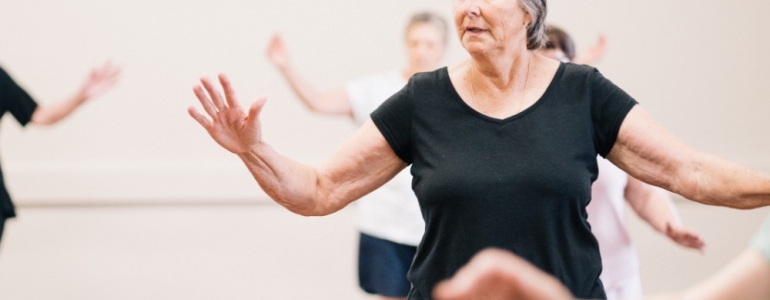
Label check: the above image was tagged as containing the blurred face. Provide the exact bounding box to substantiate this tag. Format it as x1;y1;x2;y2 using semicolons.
406;23;446;72
538;48;569;62
453;0;532;55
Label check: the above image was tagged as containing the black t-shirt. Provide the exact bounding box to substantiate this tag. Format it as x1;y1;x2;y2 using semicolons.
371;63;637;299
0;66;39;218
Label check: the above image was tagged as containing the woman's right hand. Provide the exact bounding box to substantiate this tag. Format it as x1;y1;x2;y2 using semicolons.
188;74;267;155
266;34;289;69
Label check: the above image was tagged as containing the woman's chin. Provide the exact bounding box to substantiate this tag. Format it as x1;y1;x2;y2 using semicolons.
464;46;489;56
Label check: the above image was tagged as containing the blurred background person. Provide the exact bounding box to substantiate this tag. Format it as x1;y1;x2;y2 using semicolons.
538;24;706;300
266;12;448;300
0;61;120;249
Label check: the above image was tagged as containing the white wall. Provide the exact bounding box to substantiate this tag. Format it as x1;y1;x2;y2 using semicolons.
0;0;467;203
0;204;767;299
1;1;769;299
2;0;767;203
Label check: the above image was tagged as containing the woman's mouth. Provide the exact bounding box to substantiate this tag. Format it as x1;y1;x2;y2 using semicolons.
466;26;487;34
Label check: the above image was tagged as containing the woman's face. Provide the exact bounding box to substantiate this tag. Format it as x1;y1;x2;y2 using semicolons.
453;0;531;55
406;23;446;72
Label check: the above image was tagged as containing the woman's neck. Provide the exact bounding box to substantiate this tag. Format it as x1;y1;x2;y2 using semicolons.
469;47;532;92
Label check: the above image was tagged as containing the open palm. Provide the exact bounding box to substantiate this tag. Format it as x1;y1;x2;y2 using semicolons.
188;74;266;155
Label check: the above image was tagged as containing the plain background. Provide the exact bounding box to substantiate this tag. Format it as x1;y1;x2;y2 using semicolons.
0;0;769;299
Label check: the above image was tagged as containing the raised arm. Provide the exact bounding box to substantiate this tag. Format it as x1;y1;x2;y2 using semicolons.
31;61;120;125
266;34;352;116
188;74;406;216
607;106;770;209
625;175;705;251
572;34;607;65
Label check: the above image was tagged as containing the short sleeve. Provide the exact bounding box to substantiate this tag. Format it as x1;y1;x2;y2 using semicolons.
345;76;374;126
751;215;770;263
0;66;38;126
590;69;638;157
370;81;413;164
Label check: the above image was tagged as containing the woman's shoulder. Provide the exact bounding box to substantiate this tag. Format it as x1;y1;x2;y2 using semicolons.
404;67;452;94
409;67;448;84
561;62;599;79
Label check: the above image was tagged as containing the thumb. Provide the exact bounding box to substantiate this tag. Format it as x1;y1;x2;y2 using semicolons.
247;96;267;127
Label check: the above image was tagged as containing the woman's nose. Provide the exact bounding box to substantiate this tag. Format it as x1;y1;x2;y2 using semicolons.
457;0;481;17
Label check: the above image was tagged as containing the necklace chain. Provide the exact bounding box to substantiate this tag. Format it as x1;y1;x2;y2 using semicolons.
468;54;532;115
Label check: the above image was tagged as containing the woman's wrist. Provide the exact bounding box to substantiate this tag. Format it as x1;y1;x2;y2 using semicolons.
72;89;91;104
237;142;271;161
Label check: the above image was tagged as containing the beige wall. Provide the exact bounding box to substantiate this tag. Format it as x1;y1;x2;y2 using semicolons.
1;0;769;299
0;204;768;299
1;1;769;202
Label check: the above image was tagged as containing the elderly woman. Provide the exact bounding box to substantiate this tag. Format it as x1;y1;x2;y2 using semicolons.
0;62;120;246
265;12;448;300
188;0;770;298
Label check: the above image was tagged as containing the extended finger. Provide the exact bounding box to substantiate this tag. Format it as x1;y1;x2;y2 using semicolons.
193;85;218;117
201;76;226;111
219;73;240;109
188;106;212;128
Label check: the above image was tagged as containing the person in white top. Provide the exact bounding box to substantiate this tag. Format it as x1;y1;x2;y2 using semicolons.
265;12;448;300
538;25;706;300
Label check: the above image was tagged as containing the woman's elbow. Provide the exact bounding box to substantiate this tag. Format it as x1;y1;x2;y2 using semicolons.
287;204;338;217
278;195;340;217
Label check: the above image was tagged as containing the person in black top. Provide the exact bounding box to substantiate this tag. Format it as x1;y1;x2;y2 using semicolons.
187;0;770;299
0;62;120;245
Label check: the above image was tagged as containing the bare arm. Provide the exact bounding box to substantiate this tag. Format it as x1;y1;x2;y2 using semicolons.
625;175;705;251
572;34;607;65
266;34;352;116
188;74;405;216
433;247;770;300
433;249;573;300
607;106;770;209
31;62;120;125
677;249;770;300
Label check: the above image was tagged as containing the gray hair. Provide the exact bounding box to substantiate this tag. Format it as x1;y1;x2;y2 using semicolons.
519;0;548;50
406;12;449;45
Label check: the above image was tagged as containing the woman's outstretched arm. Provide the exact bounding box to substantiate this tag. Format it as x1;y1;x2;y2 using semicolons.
31;61;120;125
188;74;406;216
266;34;352;116
608;106;770;209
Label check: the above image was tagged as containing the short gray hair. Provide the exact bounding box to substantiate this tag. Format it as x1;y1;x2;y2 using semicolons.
519;0;547;50
406;12;449;45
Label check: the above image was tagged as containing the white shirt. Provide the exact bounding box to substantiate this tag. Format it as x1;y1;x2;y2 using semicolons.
346;71;425;246
587;158;641;293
